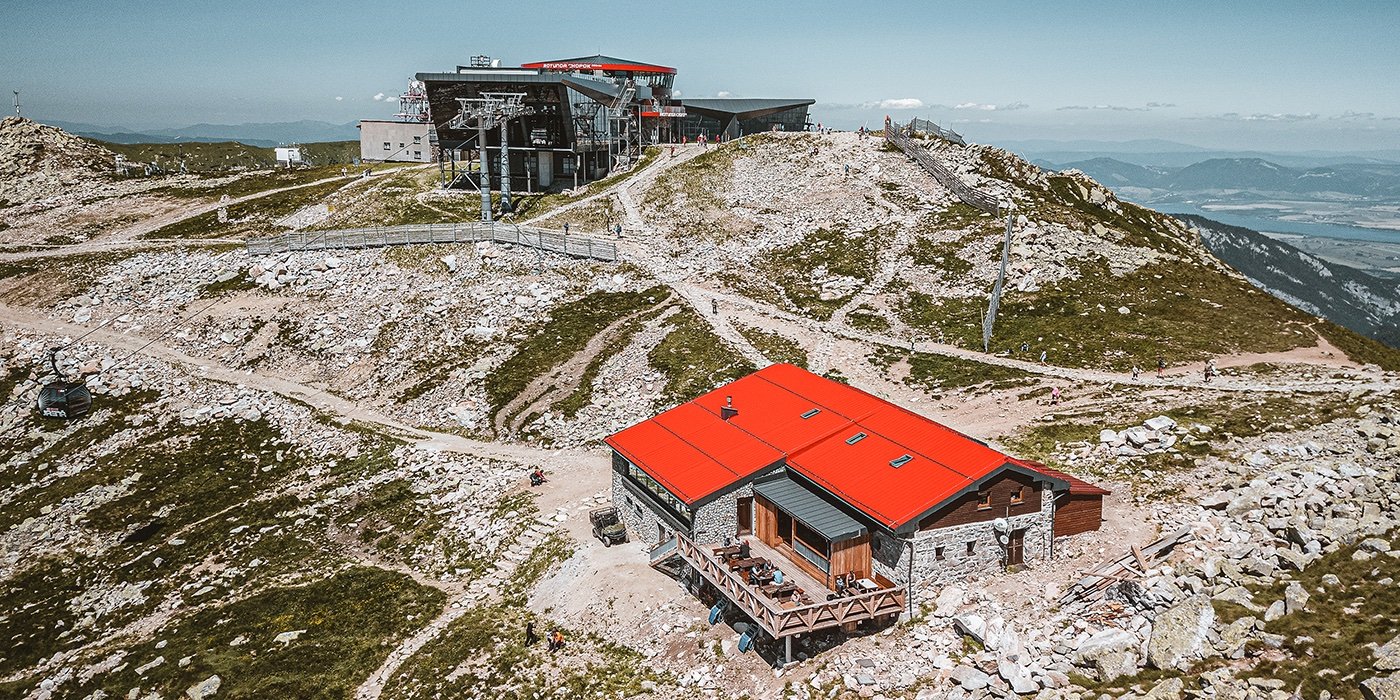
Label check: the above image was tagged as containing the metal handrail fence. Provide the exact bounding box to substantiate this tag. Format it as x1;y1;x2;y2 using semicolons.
884;121;1000;215
244;221;618;262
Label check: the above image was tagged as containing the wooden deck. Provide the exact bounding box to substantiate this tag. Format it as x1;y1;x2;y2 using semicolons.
671;532;905;639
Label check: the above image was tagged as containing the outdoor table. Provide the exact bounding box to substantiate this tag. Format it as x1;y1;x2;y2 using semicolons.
728;557;767;571
712;545;742;559
854;577;878;592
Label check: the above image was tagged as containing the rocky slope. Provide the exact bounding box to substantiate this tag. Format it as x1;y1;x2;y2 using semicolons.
0;117;115;209
1181;213;1400;348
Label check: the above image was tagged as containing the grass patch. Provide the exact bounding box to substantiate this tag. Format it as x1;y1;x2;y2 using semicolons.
648;306;757;405
900;257;1322;370
736;324;809;368
552;300;673;418
755;226;887;320
1315;321;1400;372
847;305;892;333
485;285;670;423
198;272;259;298
908;236;974;275
644;143;737;214
100;142;364;176
72;567;445;700
868;345;1035;395
144;177;351;240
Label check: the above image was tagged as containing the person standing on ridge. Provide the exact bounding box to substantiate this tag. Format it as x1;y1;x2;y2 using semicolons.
1157;355;1166;378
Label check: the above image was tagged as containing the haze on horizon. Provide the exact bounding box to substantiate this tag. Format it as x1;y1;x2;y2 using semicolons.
3;0;1398;152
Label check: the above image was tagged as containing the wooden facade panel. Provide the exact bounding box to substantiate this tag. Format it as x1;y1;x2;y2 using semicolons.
919;471;1041;531
830;534;872;582
1054;494;1104;537
756;494;779;543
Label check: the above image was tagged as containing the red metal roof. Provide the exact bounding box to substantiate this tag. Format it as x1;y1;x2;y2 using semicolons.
521;54;677;75
608;364;1107;529
1012;459;1112;496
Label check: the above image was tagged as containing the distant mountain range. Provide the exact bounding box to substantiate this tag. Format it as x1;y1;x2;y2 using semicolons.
40;119;359;148
1044;156;1400;200
1178;213;1400;348
1003;138;1400;169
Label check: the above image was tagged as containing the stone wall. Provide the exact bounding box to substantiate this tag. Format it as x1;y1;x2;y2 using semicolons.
612;470;687;547
873;488;1056;603
692;482;756;545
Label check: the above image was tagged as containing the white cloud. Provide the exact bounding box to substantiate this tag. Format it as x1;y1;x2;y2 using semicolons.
672;89;683;97
1146;102;1176;109
1332;110;1375;121
373;92;387;101
1215;112;1319;122
716;91;733;98
1059;102;1167;112
877;98;924;110
953;101;1028;111
335;96;344;101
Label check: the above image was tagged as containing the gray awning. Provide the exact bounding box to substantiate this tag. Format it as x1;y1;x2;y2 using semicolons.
754;475;866;542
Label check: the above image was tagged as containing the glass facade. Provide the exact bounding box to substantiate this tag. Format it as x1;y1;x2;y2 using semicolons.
627;462;692;521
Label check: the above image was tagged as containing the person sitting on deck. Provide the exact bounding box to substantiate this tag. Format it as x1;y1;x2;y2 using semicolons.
772;568;784;585
737;539;751;559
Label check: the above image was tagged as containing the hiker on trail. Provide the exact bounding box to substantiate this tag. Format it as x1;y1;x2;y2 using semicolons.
525;622;537;646
549;630;565;653
1132;365;1141;381
711;298;719;315
670;145;676;158
1020;341;1029;354
1207;358;1218;379
1039;350;1047;365
562;222;569;235
614;223;623;238
1051;387;1062;405
1157;355;1166;378
844;163;850;177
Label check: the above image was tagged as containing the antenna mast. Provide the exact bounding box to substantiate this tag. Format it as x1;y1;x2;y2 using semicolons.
12;91;19;118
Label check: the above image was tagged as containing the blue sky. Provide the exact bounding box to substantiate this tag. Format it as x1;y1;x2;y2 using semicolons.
3;0;1398;150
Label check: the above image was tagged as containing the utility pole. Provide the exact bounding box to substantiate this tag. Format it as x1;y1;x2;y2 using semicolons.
12;91;20;118
449;93;533;223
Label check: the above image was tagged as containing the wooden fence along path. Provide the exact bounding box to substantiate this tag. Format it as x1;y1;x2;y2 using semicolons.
244;222;618;262
884;119;1001;215
669;532;905;639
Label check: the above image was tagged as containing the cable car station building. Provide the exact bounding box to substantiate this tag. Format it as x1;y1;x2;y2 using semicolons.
410;54;814;191
606;364;1107;642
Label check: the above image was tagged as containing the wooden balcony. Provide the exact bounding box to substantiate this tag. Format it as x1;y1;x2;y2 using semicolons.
671;532;905;639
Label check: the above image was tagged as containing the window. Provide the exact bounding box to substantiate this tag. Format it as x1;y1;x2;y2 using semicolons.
801;408;821;419
399;142;405;149
626;463;691;519
413;151;422;160
977;491;991;510
966;541;976;555
413;135;422;144
890;454;912;468
382;141;391;151
1010;486;1024;504
935;546;945;561
845;432;867;445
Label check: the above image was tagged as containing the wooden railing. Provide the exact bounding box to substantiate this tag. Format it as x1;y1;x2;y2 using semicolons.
884;121;1000;215
673;532;905;639
244;222;618;261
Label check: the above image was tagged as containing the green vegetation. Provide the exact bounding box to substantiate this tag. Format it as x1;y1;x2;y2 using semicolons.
908;235;974;275
847;305;892;333
867;345;1036;395
0;249;143;305
753;226;887;320
736;324;809;368
398;337;484;402
900;258;1321;370
645;142;738;214
309;168;481;230
97;140;363;174
1315;321;1400;372
198;272;259;298
486;286;670;422
1005;391;1353;479
648;306;757;405
552;297;674;418
143;177;351;239
74;567;445;700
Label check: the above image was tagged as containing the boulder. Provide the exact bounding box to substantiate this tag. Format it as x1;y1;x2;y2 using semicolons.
996;656;1037;695
1264;600;1286;622
1074;627;1139;679
186;675;221;700
1284;582;1309;615
1147;595;1214;670
934;585;965;617
1144;415;1177;432
1142;677;1185;700
949;664;989;690
953;614;987;645
1376;635;1400;672
1363;674;1400;700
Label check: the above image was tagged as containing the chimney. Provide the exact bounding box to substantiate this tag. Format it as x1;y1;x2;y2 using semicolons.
721;395;739;420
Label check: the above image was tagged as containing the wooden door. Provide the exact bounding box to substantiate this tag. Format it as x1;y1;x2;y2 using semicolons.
736;497;753;535
1007;529;1025;566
